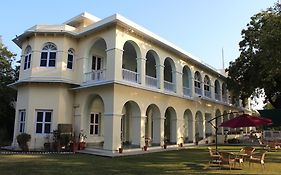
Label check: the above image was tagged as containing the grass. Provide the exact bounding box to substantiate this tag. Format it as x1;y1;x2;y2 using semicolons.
0;146;281;175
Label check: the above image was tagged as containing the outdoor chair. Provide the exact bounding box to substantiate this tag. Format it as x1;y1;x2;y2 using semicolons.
249;151;267;170
208;147;221;165
265;141;280;152
240;146;255;161
218;152;236;170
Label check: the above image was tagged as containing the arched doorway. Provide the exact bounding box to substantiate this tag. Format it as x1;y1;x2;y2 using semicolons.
205;113;213;137
122;41;141;83
145;50;159;88
215;109;222;134
121;101;141;147
84;94;105;148
164;107;177;144
182;66;192;96
195;111;204;142
86;38;107;82
145;104;161;146
164;58;176;92
183;109;193;143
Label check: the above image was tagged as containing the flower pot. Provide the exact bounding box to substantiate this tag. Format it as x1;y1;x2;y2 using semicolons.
79;142;86;150
70;142;78;152
44;142;51;152
143;146;148;151
118;148;123;153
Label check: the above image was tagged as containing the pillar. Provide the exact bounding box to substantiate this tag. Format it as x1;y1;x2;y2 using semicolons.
106;47;123;81
103;113;122;152
136;57;146;85
156;64;164;90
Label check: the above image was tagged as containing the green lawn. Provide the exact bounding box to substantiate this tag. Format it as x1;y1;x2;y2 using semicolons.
0;146;280;175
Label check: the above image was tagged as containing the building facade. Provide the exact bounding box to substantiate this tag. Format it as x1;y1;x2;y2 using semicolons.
11;12;249;153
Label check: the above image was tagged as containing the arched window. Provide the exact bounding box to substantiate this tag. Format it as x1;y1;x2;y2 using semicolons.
67;49;74;69
194;71;202;95
40;42;57;67
24;46;32;70
204;75;211;98
215;80;221;100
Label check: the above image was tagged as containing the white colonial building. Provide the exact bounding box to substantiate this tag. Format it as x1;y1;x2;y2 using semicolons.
11;12;249;154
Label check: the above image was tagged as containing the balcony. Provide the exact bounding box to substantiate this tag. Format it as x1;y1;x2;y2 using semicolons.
84;69;105;82
204;91;211;98
145;75;158;88
183;86;191;96
164;81;175;92
222;95;228;103
122;69;139;83
215;93;221;101
195;87;202;95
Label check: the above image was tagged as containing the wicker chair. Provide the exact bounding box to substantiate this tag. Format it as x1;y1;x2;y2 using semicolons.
240;146;255;161
249;151;267;170
219;152;236;170
208;147;221;165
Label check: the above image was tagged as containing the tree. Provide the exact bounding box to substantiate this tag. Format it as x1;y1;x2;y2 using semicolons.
0;42;17;144
226;3;281;109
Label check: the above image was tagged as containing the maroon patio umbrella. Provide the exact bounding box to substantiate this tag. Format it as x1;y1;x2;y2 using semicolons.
220;113;272;128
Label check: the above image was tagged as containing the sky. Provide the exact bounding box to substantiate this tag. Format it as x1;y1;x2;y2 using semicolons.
0;0;277;70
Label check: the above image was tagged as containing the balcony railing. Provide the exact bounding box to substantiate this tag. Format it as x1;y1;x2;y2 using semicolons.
145;75;158;88
204;90;211;98
222;95;228;103
84;69;105;82
183;86;191;96
164;81;175;92
195;87;202;95
122;69;139;83
215;93;221;101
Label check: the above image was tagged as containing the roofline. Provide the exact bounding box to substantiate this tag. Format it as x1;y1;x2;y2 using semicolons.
63;12;100;25
13;13;225;77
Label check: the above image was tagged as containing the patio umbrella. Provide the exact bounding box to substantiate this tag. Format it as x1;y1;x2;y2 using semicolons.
219;114;272;128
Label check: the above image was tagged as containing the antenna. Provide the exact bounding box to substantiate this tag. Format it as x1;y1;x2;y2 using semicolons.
221;47;225;70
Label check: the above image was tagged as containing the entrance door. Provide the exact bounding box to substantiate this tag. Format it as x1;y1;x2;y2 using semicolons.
92;56;103;80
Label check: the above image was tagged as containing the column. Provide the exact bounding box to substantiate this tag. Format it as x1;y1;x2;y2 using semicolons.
103;113;122;152
175;70;183;95
136;57;146;85
176;118;184;144
192;119;196;143
156;64;164;90
131;115;146;146
190;71;195;97
153;116;165;145
106;47;123;82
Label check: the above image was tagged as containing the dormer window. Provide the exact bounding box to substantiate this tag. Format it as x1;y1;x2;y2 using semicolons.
24;46;32;70
40;42;57;67
67;49;74;69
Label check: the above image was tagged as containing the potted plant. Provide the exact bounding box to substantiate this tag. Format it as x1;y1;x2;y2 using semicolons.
16;133;31;152
69;134;78;152
163;136;168;149
178;136;184;147
43;135;51;151
52;130;61;152
118;147;123;153
78;130;87;150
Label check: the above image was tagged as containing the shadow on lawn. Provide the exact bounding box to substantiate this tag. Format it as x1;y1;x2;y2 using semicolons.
184;162;243;172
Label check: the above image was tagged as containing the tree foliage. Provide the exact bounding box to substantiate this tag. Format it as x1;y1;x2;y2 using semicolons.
226;3;281;109
0;42;17;143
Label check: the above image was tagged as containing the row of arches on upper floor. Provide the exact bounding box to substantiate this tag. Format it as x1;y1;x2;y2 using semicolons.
86;37;229;101
21;37;230;102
